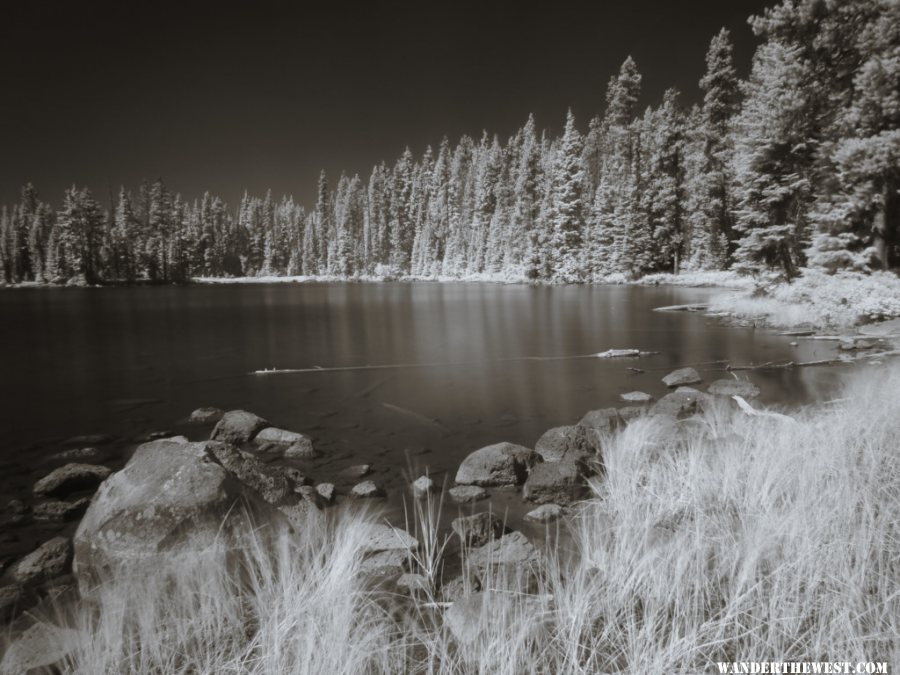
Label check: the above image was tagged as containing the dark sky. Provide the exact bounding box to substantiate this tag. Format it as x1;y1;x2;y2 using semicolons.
0;0;771;210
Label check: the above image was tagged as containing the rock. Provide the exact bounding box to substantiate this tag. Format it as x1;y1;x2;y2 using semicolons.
466;531;541;574
618;406;647;423
5;498;27;515
315;483;336;504
522;461;586;505
359;548;407;577
620;391;653;403
534;425;595;464
72;440;289;595
452;512;504;547
455;442;538;487
62;433;114;446
445;591;514;645
166;435;190;444
449;485;488;504
12;537;72;586
210;410;269;444
0;584;24;620
33;463;112;497
839;338;876;351
33;497;91;522
189;406;224;424
525;503;563;523
0;621;84;674
652;387;709;418
577;408;620;437
255;427;307;445
708;379;761;398
662;367;702;387
361;523;418;553
396;573;428;593
351;480;384;498
136;430;177;442
283;437;317;459
205;442;294;504
440;575;480;602
411;475;436;499
282;466;309;487
46;446;106;464
340;464;372;479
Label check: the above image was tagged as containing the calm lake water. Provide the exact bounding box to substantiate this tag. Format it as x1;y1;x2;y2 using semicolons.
1;282;843;485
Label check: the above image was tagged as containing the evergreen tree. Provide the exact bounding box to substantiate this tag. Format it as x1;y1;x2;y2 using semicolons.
549;110;585;282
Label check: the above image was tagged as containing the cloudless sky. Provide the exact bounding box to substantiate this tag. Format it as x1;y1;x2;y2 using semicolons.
0;0;771;209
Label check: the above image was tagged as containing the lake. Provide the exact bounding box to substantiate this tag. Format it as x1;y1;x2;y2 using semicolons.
0;282;843;500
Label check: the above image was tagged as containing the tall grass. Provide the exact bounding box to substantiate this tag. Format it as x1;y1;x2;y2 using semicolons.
12;365;900;673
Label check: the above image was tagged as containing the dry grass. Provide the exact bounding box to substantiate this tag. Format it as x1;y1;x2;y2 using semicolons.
12;365;900;674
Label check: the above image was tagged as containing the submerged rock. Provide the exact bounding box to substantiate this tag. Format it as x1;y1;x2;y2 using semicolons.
62;433;115;447
340;464;372;479
708;379;761;398
210;410;269;444
449;485;488;503
45;446;106;464
451;512;504;547
662;367;702;388
33;463;112;497
523;460;587;505
12;537;72;587
189;406;224;425
455;442;538;487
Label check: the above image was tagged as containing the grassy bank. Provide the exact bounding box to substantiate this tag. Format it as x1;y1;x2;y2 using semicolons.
6;366;900;673
706;269;900;331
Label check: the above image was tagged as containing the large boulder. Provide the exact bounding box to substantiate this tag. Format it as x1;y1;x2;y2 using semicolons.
451;512;504;547
708;379;760;398
210;410;269;444
455;442;538;487
12;537;72;587
534;425;595;464
72;440;290;595
33;463;112;497
522;460;587;505
662;367;702;388
577;408;619;434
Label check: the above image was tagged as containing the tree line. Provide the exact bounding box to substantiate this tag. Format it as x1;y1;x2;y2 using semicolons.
1;0;897;286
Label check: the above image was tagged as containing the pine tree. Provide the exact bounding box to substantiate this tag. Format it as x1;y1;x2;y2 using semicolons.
549;110;585;282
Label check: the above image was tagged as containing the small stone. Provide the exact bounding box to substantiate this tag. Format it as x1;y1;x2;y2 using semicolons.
340;464;372;479
351;480;384;498
315;483;336;504
449;485;488;504
662;367;702;388
361;523;418;553
33;498;91;522
33;463;112;497
5;498;27;515
451;512;504;547
284;437;317;459
189;407;224;425
411;475;436;499
13;537;72;587
525;503;563;523
620;391;653;403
